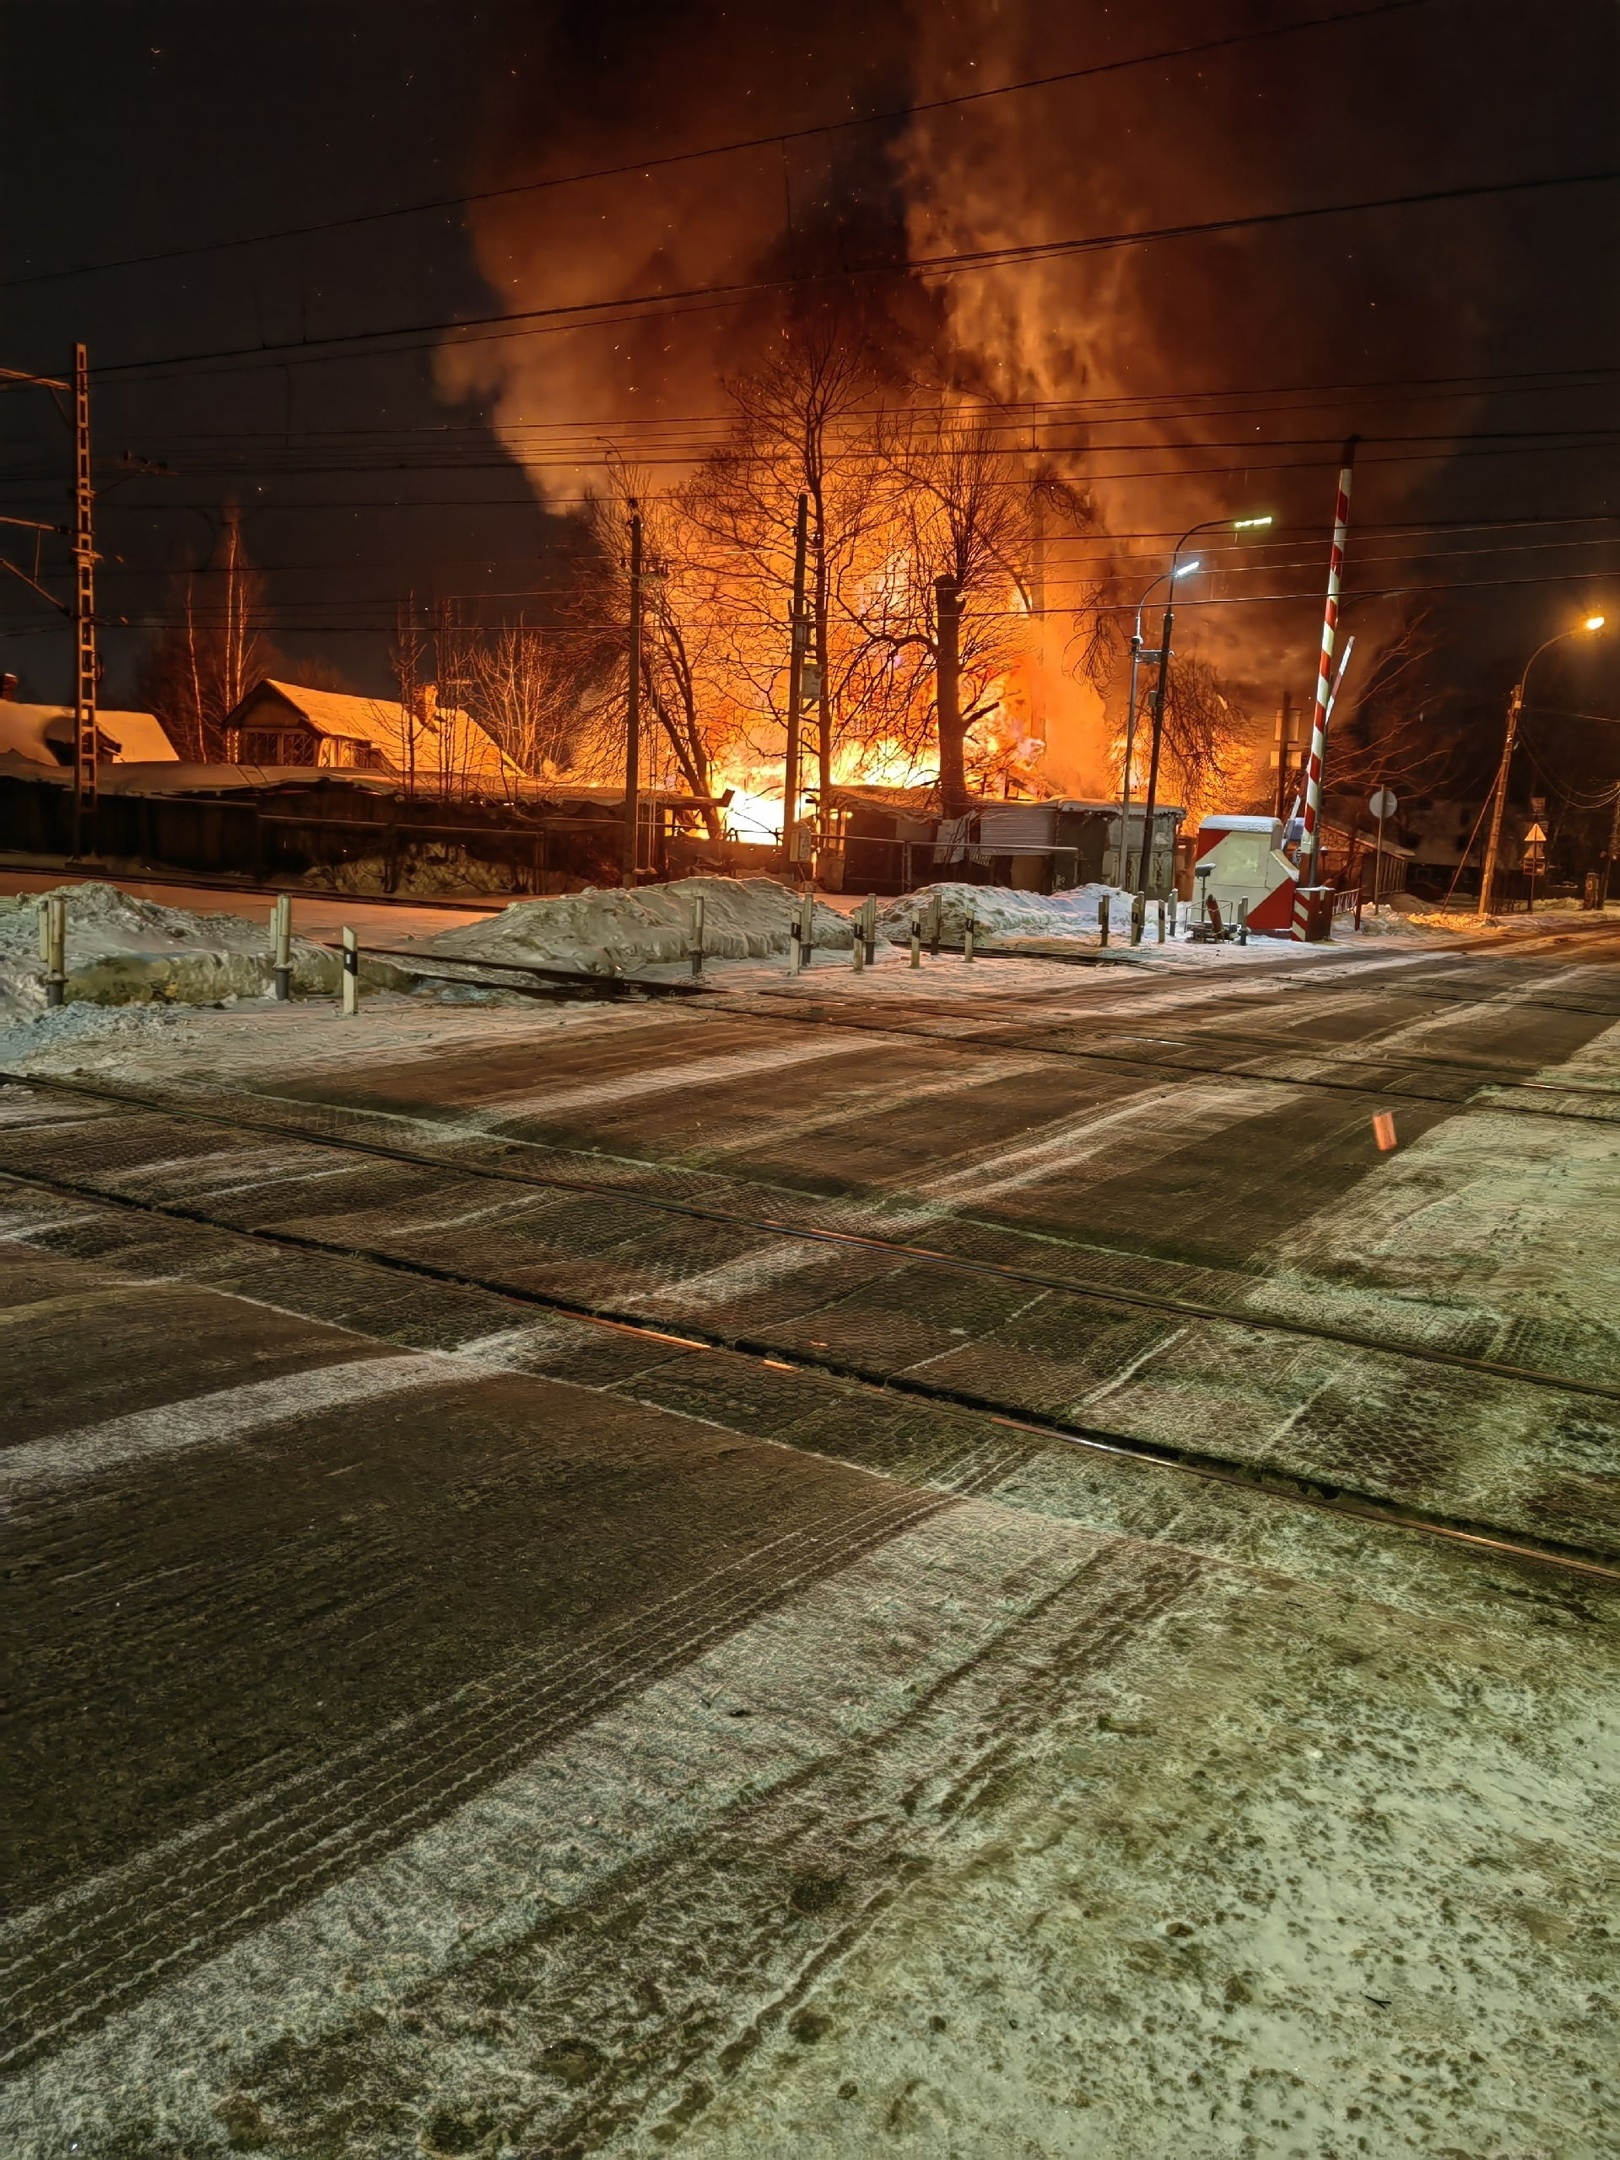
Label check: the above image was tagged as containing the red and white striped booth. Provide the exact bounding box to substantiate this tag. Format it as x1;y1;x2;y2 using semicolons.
1192;815;1298;934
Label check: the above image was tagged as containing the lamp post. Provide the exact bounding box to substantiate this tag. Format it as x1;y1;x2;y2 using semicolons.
1117;560;1198;889
1477;614;1605;917
1136;514;1272;898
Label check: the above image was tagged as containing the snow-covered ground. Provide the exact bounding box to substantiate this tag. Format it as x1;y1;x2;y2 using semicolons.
0;874;1605;1054
412;876;853;977
0;883;337;1022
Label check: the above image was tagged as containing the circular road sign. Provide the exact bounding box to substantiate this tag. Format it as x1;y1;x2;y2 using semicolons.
1368;788;1398;820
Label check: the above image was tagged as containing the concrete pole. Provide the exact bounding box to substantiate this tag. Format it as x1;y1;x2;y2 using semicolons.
71;344;98;861
622;511;643;887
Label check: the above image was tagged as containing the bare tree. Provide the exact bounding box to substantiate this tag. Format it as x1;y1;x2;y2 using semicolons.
683;304;895;824
561;466;730;835
463;624;579;797
1159;656;1253;821
865;406;1085;815
138;505;276;760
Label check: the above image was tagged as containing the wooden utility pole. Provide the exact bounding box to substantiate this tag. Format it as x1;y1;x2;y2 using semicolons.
622;509;643;886
783;492;809;875
70;344;97;858
935;577;967;819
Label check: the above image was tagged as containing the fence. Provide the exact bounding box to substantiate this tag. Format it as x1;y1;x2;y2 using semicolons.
0;774;632;894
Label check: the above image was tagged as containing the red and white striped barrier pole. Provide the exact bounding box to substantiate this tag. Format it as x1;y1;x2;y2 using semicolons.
1293;438;1356;939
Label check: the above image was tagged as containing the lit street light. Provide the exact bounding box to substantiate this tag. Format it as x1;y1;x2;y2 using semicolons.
1134;515;1273;897
1476;613;1607;917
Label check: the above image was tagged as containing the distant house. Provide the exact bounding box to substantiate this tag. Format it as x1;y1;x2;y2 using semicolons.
221;679;515;789
0;681;178;767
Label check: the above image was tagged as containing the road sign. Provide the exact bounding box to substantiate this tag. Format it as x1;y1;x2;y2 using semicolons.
1367;788;1398;820
1524;821;1547;845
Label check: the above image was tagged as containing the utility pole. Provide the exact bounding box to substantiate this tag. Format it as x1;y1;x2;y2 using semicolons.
935;577;966;820
1476;677;1523;919
622;509;643;886
1478;615;1605;917
0;347;95;852
783;491;809;876
1136;609;1175;899
70;344;97;858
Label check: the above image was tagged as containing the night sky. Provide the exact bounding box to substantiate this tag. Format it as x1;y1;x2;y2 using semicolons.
2;0;1615;806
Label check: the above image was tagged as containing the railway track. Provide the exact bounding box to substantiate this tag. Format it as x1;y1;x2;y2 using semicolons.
5;1066;1616;1405
3;1070;1616;1583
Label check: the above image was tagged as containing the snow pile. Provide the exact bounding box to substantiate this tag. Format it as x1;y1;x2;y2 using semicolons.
416;877;854;978
876;882;1133;944
0;883;337;1020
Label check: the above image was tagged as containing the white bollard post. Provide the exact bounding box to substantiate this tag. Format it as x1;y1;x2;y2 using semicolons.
273;895;292;1001
1130;893;1146;946
910;916;921;969
1156;900;1166;944
964;916;976;962
340;925;359;1017
690;893;705;979
798;888;815;972
1237;898;1249;946
1097;895;1110;949
41;894;67;1008
862;893;877;965
851;929;864;973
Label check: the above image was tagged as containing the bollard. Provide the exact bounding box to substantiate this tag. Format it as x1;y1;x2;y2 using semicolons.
964;916;976;962
910;917;921;969
788;936;801;977
798;888;815;972
851;933;864;973
1130;893;1145;946
928;894;942;958
1156;900;1166;944
1237;898;1249;947
1097;895;1110;949
690;893;705;979
41;894;67;1009
340;926;359;1017
273;894;292;1001
862;893;878;965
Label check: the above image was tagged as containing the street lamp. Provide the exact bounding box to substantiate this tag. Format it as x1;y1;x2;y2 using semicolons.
1476;613;1607;917
1134;514;1273;896
1117;558;1199;888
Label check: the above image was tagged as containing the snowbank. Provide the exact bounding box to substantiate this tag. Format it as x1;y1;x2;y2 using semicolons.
0;883;337;1020
876;882;1134;944
415;877;855;978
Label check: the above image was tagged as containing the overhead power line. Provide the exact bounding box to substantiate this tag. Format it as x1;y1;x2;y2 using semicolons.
1;0;1437;293
90;166;1620;384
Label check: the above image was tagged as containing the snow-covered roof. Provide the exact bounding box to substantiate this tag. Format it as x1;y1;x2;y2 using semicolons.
0;701;177;764
225;679;517;784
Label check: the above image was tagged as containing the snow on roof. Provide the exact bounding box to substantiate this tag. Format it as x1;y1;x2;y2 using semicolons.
0;701;177;763
228;679;516;783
